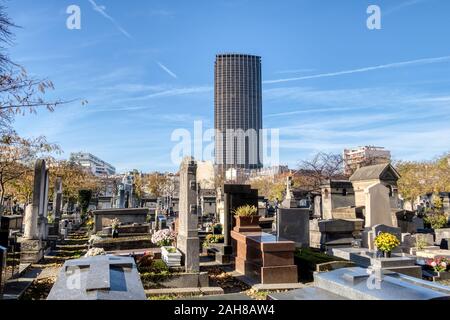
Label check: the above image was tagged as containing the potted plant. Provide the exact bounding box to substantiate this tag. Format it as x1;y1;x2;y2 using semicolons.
213;223;223;235
111;218;121;238
374;232;400;258
426;257;450;281
151;229;177;247
233;205;260;231
202;234;224;248
161;246;182;267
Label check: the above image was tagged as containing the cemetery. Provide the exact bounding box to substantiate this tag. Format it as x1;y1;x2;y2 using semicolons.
0;157;449;301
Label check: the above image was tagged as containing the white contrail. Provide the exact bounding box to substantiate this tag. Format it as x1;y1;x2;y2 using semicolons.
88;0;132;39
157;61;178;79
263;55;450;84
385;0;428;16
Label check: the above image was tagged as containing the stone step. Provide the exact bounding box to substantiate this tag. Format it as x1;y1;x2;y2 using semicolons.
56;244;88;250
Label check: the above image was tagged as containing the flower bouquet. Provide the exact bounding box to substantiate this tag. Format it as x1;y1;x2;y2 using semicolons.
151;229;177;247
427;257;449;273
374;232;400;257
84;247;106;257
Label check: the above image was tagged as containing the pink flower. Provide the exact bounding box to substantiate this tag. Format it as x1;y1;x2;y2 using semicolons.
431;261;437;267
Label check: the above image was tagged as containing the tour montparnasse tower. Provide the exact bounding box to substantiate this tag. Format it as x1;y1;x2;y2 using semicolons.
214;53;263;173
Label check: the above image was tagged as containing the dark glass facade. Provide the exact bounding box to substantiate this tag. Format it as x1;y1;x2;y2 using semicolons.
214;53;263;171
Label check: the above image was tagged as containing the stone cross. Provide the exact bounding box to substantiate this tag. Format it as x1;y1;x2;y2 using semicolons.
65;256;133;292
281;176;297;208
176;157;199;273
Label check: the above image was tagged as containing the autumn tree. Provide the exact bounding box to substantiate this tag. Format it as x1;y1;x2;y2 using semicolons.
130;170;145;204
47;160;99;209
0;134;60;206
144;173;170;198
249;174;287;202
396;153;450;209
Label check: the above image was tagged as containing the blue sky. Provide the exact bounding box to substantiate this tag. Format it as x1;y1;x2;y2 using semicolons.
7;0;450;173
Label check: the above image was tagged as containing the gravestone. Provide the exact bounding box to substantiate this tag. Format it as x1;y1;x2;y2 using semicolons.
310;218;364;250
364;183;393;228
53;177;63;228
157;215;167;230
277;208;309;248
393;210;417;233
20;160;48;263
435;228;450;249
47;255;146;300
217;184;258;264
222;184;258;246
362;224;402;251
176;157;199;273
93;208;149;233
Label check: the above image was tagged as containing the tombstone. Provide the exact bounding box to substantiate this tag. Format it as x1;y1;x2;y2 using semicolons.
321;180;355;220
176;157;199;273
412;216;424;230
402;233;437;255
222;184;258;246
277;208;309;248
49;177;63;237
310;218;364;250
157;215;167;230
364;183;393;228
93;208;149;233
47;255;146;300
20;160;48;263
392;210;417;233
117;185;125;209
362;224;402;251
435;228;450;249
59;219;68;239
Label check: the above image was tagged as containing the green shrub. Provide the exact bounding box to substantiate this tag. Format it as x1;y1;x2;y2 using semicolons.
233;205;258;217
150;259;169;273
140;270;172;284
203;234;225;248
424;213;448;229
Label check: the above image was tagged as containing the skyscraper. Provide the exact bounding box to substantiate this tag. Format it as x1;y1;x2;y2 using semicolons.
214;53;263;172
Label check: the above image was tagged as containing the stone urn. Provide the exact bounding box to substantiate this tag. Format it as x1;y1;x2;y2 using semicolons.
234;215;261;233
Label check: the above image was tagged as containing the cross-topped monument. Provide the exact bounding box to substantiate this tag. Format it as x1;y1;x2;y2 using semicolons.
47;255;146;300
